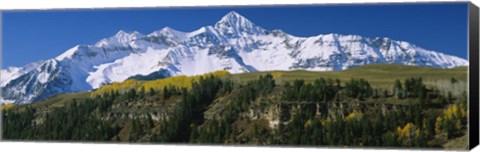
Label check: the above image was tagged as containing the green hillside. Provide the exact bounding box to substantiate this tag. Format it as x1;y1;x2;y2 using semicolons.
2;64;468;149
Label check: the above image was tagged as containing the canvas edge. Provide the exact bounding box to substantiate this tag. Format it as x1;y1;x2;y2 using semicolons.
0;11;4;141
468;1;479;150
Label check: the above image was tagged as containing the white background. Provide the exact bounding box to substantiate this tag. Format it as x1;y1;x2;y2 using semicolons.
0;0;478;152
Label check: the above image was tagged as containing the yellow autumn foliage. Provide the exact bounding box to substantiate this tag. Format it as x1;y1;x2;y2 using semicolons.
321;117;331;126
443;103;466;120
444;104;457;120
396;122;418;138
434;116;443;135
435;103;467;135
272;72;283;79
396;122;420;147
304;119;312;128
460;106;467;118
344;111;360;120
91;70;230;97
1;103;14;110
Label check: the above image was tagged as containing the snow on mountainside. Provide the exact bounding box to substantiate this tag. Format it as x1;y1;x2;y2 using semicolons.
1;61;42;87
0;11;468;104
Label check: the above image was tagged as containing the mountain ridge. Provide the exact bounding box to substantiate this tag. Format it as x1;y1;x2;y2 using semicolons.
1;11;468;104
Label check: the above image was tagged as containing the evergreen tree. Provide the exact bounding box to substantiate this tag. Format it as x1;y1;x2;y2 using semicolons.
149;88;156;96
394;79;403;99
140;86;146;98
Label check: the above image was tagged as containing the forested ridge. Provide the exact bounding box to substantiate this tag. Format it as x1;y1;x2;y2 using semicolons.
2;69;468;149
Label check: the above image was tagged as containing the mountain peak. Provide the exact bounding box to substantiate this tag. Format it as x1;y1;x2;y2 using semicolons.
216;11;251;26
222;11;243;20
55;45;81;60
115;30;128;36
160;26;175;32
95;30;143;47
157;27;185;36
113;30;142;39
147;27;188;43
214;11;264;35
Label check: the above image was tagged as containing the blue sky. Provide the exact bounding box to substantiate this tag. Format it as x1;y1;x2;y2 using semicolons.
2;2;468;68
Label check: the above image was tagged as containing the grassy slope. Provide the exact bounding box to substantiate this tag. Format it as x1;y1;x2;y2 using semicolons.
233;64;467;89
11;92;90;111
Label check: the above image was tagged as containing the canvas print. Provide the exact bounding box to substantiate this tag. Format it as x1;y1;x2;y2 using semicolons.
0;2;473;150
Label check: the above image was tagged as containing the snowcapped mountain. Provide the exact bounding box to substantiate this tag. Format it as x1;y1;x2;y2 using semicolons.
1;11;468;104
